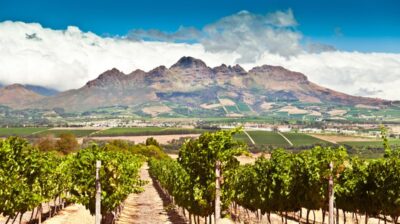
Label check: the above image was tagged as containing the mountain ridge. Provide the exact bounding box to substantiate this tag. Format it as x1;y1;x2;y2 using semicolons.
0;56;390;117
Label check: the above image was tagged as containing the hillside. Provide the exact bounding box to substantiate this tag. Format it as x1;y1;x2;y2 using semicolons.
0;84;45;108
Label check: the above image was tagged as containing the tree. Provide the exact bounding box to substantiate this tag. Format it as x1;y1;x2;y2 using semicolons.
145;137;160;147
56;133;79;154
35;134;56;152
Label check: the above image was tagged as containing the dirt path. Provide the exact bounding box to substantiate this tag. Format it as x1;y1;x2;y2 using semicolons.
43;204;94;224
116;164;186;224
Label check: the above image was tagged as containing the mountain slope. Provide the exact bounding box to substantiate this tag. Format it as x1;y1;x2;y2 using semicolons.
2;56;389;116
0;84;45;108
24;85;59;96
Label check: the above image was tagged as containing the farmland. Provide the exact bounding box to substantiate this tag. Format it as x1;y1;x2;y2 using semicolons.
282;132;330;146
31;129;98;137
93;127;206;137
0;127;49;137
0;127;397;154
339;138;400;148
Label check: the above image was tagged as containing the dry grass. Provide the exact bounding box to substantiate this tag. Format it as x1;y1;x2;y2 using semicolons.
310;134;378;144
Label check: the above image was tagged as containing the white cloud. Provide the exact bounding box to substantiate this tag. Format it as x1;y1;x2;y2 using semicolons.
0;21;239;90
201;9;302;63
129;9;302;63
0;20;399;100
252;51;400;100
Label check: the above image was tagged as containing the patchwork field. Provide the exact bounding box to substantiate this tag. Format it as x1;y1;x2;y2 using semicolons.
0;127;395;154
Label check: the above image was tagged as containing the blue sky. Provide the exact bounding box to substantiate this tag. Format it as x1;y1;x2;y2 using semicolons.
1;0;400;99
1;0;399;52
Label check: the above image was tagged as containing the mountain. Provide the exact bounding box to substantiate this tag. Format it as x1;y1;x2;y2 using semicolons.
0;56;390;117
24;85;59;96
0;84;45;108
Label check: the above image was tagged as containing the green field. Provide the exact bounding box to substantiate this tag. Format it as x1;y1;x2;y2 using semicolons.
225;106;240;114
0;127;49;137
234;132;253;144
94;127;205;136
247;131;290;146
282;133;330;146
236;102;252;112
339;139;400;148
32;129;98;138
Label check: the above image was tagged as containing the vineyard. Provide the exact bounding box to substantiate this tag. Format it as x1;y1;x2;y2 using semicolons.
0;137;144;224
2;127;400;224
149;128;400;223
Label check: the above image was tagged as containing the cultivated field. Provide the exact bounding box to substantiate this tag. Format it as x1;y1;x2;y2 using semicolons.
93;127;205;137
339;139;400;147
0;127;49;137
87;134;201;144
283;132;330;146
310;134;379;144
247;131;289;146
32;129;98;137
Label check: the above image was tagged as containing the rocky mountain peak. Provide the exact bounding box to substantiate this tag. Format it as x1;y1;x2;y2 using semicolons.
170;56;208;69
249;65;308;82
85;68;125;88
213;64;246;75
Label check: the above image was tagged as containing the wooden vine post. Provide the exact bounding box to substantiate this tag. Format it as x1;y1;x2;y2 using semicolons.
95;160;101;224
328;161;334;224
215;160;221;224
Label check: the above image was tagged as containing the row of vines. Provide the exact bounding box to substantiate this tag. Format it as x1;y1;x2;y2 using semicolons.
0;137;144;224
149;127;400;223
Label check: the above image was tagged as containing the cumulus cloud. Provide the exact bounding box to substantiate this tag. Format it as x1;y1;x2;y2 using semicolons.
0;21;239;90
128;26;201;42
253;51;400;100
0;15;400;100
129;9;302;62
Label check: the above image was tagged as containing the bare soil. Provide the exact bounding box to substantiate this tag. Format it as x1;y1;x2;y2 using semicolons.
310;134;378;144
83;134;200;144
116;164;186;224
43;204;94;224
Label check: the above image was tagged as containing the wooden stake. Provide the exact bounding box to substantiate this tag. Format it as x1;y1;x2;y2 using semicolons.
329;161;334;224
215;160;221;224
95;160;101;224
